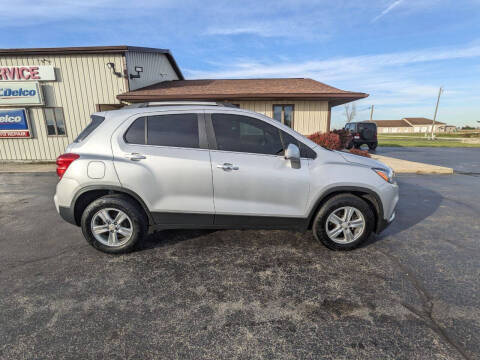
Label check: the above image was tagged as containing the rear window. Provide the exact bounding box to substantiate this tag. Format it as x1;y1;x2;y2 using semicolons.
74;115;105;143
358;123;376;131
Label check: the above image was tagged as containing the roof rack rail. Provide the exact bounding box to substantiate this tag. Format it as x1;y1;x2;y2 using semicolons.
122;101;239;108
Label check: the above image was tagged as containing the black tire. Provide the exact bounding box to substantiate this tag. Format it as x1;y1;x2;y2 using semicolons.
368;142;378;150
81;194;147;254
354;143;362;149
312;194;374;251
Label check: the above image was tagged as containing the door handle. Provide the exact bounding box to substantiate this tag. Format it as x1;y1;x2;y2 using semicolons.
217;163;239;171
125;153;146;161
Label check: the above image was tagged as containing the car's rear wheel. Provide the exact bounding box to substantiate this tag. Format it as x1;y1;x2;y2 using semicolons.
312;194;374;250
368;142;378;150
81;194;147;254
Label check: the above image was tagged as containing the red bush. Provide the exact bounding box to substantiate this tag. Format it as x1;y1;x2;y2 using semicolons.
307;132;342;150
348;148;371;158
332;129;351;149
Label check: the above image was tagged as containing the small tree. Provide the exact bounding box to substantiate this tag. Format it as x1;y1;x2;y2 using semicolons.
344;103;356;123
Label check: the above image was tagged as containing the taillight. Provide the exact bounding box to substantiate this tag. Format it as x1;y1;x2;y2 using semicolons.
354;132;360;139
56;153;80;179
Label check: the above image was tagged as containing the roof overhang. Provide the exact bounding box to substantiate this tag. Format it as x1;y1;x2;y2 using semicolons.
117;92;368;104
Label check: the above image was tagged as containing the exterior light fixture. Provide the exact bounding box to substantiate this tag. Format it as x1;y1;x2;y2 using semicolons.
106;62;122;78
130;66;143;79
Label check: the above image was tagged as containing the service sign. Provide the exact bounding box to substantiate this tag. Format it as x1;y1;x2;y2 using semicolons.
0;66;55;81
0;82;43;106
0;109;31;138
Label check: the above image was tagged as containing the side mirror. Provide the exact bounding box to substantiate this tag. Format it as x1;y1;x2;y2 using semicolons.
285;143;301;169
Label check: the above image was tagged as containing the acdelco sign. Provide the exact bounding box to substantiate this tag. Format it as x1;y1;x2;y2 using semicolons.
0;109;31;138
0;82;43;106
0;66;55;81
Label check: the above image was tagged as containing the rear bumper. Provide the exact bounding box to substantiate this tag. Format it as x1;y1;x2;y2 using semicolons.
353;139;377;144
58;205;77;225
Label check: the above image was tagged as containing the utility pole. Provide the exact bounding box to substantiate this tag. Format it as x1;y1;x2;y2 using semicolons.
430;86;443;140
369;105;374;121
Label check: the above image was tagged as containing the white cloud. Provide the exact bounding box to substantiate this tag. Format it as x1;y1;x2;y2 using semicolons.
186;42;480;126
372;0;405;22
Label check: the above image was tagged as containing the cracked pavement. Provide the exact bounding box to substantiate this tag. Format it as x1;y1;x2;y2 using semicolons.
0;170;479;359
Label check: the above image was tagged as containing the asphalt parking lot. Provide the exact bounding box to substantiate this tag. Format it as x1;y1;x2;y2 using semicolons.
1;157;479;359
376;146;480;173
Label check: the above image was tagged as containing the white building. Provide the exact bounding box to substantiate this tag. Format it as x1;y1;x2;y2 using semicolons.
372;118;455;134
0;46;183;161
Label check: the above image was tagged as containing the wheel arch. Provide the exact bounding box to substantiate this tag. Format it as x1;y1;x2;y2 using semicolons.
307;186;384;232
72;186;154;226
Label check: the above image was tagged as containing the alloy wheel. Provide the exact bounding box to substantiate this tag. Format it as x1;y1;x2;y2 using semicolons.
90;208;133;247
325;206;365;244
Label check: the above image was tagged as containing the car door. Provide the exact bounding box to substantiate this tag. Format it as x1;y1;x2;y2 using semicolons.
206;111;311;227
111;111;214;226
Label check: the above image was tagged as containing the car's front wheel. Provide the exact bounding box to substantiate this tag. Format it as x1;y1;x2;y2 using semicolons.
81;194;147;254
368;142;378;150
312;194;374;250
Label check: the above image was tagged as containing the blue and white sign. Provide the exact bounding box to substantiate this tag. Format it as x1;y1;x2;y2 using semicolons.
0;109;31;138
0;81;43;106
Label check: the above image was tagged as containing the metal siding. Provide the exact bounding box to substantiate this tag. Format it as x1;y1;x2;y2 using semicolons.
0;54;127;161
126;52;179;91
234;100;329;135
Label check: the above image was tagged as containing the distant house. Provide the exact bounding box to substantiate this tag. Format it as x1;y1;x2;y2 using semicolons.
403;118;448;133
371;120;413;133
371;117;456;134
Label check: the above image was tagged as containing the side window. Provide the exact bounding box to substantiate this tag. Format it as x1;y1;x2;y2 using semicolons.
124;117;146;144
273;105;294;128
74;115;104;143
44;107;67;136
147;113;199;148
280;130;317;159
211;114;284;156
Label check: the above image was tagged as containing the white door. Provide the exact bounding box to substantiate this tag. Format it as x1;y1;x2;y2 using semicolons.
112;112;214;225
207;112;311;225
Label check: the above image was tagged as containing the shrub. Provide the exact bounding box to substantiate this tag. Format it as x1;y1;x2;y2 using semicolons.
332;129;351;149
348;148;371;158
307;132;342;150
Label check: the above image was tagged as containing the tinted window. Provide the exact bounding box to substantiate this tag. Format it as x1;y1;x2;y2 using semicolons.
147;113;199;148
74;115;104;142
280;130;317;159
358;123;376;131
124;117;146;144
212;114;284;155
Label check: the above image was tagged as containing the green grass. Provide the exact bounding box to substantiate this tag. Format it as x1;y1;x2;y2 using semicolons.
378;137;480;148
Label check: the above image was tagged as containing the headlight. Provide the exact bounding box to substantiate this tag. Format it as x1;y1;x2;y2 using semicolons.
373;167;395;183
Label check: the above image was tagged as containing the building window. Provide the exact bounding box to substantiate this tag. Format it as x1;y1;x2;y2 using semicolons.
44;108;66;136
273;105;294;128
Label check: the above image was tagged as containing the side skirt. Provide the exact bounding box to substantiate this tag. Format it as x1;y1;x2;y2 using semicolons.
151;212;309;231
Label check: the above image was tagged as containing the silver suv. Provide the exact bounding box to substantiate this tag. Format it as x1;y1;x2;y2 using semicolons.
54;102;398;254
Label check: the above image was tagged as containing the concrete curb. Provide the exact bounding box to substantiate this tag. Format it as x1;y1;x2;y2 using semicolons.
0;163;56;173
370;154;453;174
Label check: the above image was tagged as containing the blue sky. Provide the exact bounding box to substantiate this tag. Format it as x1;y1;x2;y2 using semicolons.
3;0;480;127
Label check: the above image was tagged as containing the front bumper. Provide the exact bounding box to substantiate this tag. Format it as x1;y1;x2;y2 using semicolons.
376;210;395;234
